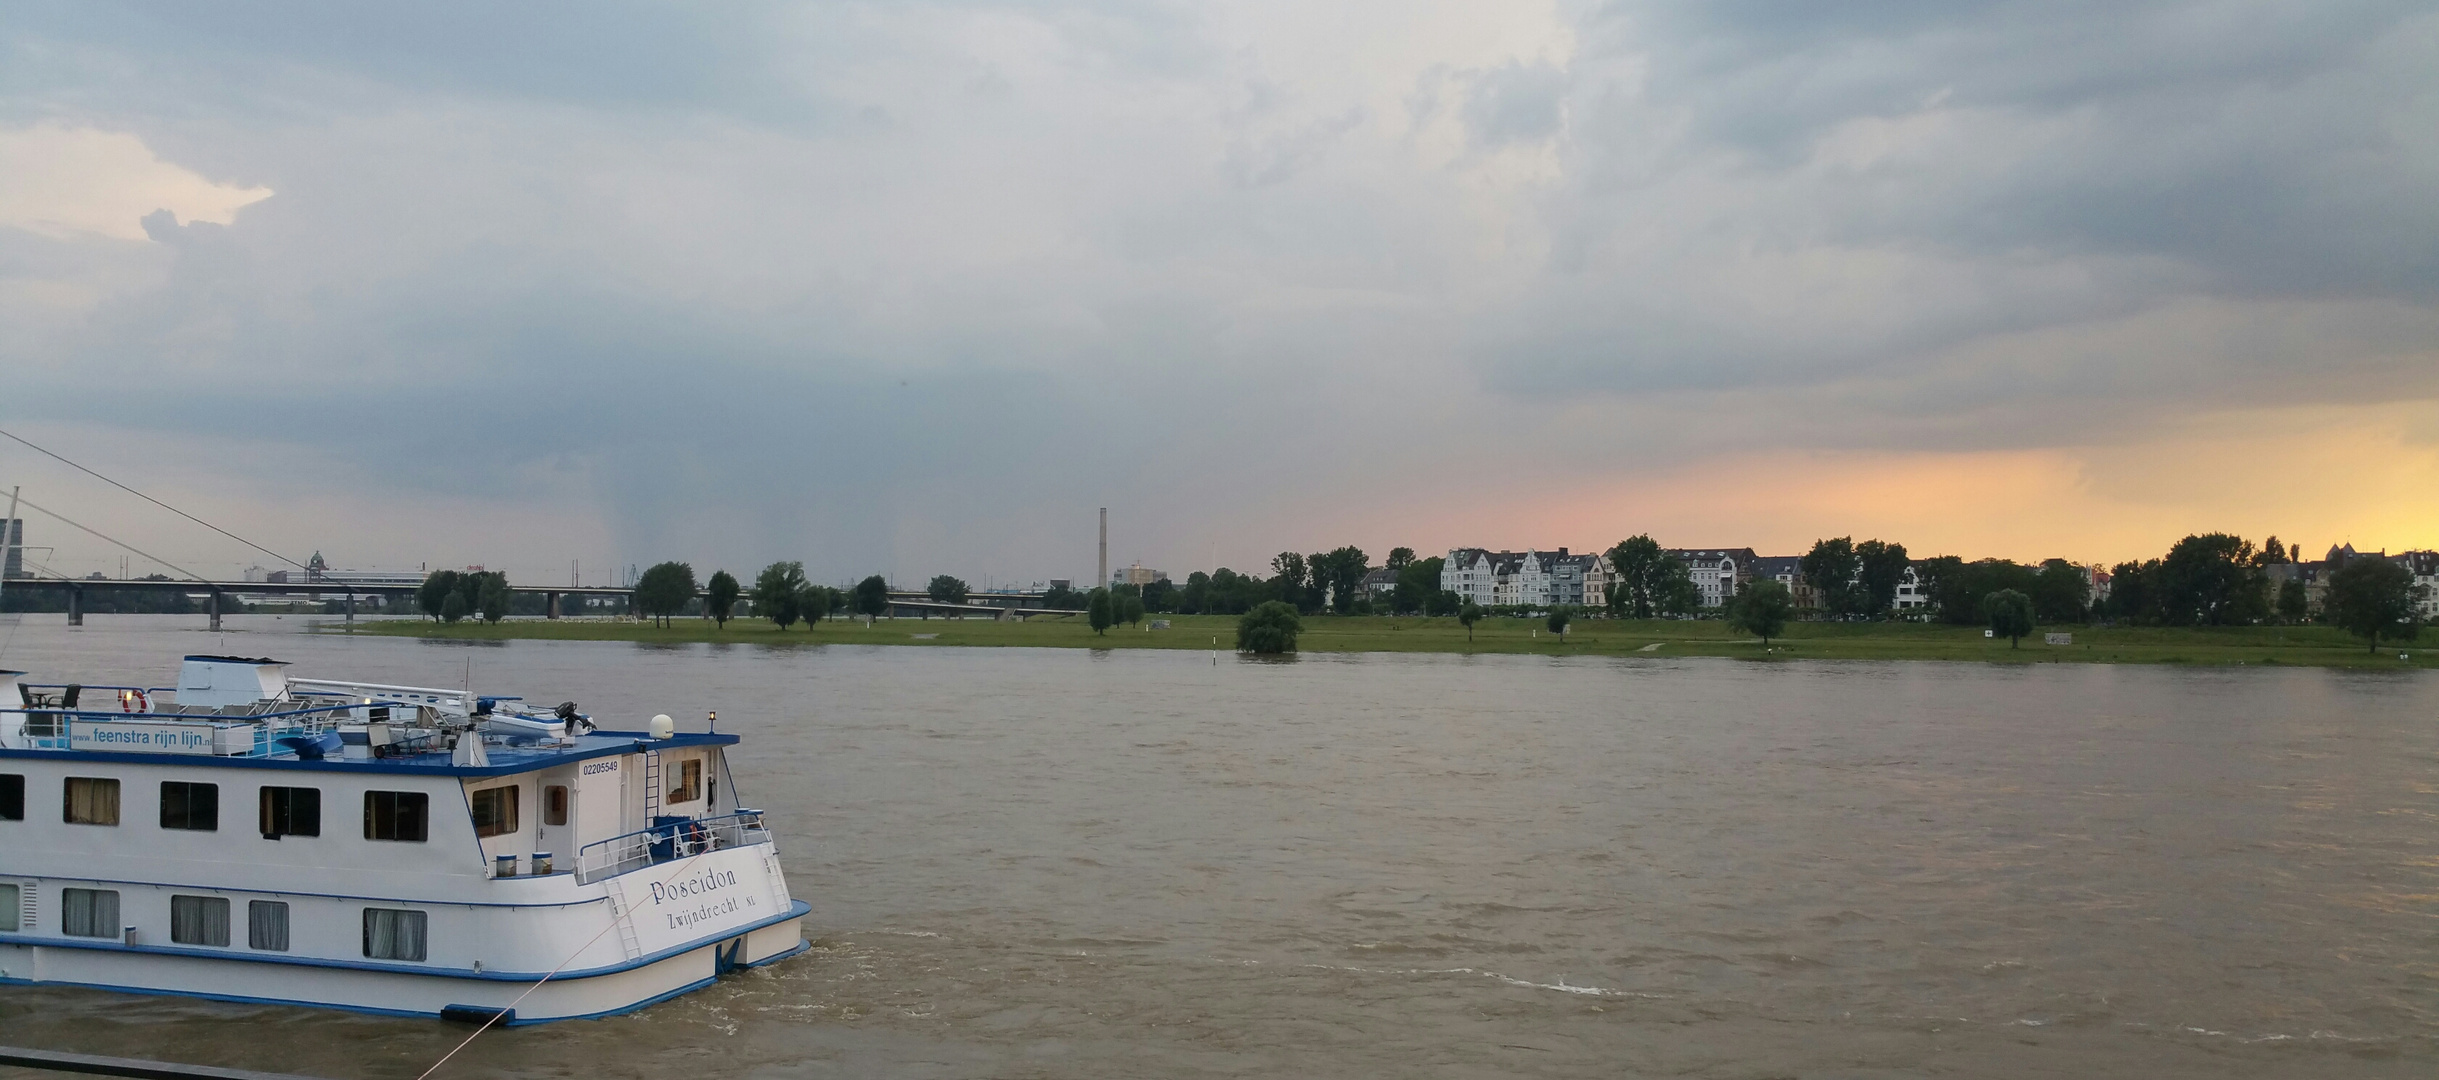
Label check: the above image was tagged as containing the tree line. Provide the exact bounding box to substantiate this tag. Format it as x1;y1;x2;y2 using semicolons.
417;529;2424;653
416;569;511;624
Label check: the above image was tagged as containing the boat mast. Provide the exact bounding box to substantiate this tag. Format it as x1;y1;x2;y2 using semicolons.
1;484;18;616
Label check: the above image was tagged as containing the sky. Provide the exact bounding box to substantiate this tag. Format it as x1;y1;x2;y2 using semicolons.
2;1;2435;588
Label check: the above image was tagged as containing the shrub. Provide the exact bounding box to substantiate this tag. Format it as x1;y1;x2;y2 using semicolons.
1237;601;1302;654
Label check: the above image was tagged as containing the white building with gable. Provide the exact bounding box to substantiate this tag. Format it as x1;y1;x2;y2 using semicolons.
1440;548;1613;610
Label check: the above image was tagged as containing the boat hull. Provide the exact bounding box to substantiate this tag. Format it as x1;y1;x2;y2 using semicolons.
0;904;807;1024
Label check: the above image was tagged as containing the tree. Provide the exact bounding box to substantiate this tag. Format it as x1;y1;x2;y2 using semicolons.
1921;557;2038;625
1120;592;1146;626
927;575;969;605
2104;559;2160;624
440;591;469;624
1546;606;1572;638
1458;600;1484;641
1177;571;1211;615
2030;559;2090;625
2277;579;2308;623
1087;587;1114;635
797;583;833;628
851;575;891;620
2158;533;2266;626
475;571;511;624
1385;547;1415;572
1429;589;1462;616
634;561;697;628
1236;600;1301;654
1605;535;1666;618
1727;579;1792;646
1270;552;1308;612
753;561;808;629
1042;582;1087;610
417;570;462;622
1202;568;1270;615
705;570;740;627
1655;559;1700;616
1985;588;2035;648
1800;537;1862;618
1393;555;1444;615
2324;557;2421;653
1855;539;1910;618
1310;545;1369;614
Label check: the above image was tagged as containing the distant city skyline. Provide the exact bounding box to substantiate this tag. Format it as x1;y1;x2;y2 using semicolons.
3;4;2434;585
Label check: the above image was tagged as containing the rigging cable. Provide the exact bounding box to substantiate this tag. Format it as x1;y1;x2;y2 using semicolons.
412;845;746;1080
0;426;307;570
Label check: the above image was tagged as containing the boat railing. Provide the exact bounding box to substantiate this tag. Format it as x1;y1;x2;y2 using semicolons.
573;811;775;884
0;700;390;755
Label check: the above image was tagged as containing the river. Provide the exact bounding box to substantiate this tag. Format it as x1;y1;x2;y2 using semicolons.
2;614;2435;1078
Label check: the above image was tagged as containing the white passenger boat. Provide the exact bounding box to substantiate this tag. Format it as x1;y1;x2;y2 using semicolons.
0;655;808;1024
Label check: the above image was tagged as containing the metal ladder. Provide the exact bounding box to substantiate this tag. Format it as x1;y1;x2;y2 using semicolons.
606;891;644;960
641;748;663;823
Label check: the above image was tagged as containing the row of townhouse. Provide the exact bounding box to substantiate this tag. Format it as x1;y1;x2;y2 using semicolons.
2262;546;2439;619
1671;548;1928;613
2403;551;2439;619
1442;545;1934;614
1440;549;1613;609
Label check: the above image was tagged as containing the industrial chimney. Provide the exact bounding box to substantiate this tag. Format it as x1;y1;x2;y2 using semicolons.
1098;508;1108;591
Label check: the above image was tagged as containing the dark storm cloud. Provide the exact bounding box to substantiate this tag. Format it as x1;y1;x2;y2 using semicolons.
1481;0;2439;430
2;1;2433;574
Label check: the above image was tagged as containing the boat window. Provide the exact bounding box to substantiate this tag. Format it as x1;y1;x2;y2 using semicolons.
544;785;569;827
0;774;21;821
668;759;702;804
171;895;230;947
470;785;519;839
160;782;219;831
62;888;119;938
0;884;17;932
248;900;289;951
259;786;321;839
363;908;427;962
364;791;429;842
64;777;119;826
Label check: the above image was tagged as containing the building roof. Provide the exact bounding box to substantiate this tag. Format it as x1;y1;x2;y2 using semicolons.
1664;547;1760;566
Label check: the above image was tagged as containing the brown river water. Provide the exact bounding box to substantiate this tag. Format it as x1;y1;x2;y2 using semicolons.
1;614;2436;1078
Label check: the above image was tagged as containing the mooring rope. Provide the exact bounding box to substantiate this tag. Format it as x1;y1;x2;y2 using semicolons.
415;843;750;1080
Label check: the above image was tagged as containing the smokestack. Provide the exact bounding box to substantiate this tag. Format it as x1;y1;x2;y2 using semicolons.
1098;508;1108;590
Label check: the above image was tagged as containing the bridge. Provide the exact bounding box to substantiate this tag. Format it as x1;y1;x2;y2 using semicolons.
0;577;1086;629
0;577;640;630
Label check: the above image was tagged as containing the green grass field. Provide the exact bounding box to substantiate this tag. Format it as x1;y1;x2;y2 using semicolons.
354;613;2435;669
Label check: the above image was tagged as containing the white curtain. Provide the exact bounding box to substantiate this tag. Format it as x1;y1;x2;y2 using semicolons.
363;908;427;961
171;895;229;946
249;900;289;951
62;888;118;938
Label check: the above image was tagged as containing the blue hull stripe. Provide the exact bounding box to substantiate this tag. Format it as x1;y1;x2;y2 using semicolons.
0;971;726;1026
0;900;809;982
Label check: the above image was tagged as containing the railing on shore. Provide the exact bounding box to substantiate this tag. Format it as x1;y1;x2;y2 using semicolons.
574;811;774;884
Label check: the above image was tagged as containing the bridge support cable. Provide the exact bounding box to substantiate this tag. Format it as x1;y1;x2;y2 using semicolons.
0;426;307;571
0;490;209;582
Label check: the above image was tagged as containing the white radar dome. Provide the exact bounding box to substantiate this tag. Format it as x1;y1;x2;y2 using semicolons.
649;713;676;739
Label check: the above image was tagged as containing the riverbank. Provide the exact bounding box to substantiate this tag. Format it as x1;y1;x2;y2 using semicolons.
349;613;2433;668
